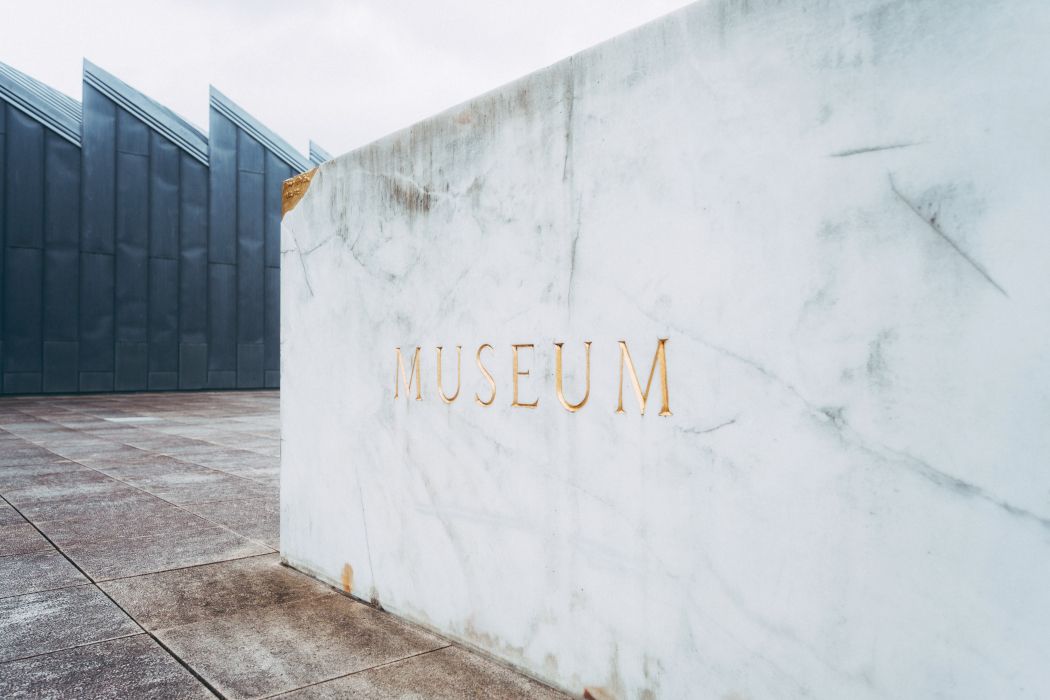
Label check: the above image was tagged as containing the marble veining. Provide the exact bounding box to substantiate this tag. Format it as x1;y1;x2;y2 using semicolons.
281;1;1050;697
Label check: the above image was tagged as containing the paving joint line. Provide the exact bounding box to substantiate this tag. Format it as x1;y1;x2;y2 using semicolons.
0;491;225;698
261;645;455;699
0;632;147;666
4;410;275;548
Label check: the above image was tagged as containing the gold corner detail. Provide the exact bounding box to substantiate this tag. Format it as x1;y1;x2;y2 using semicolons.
282;168;317;217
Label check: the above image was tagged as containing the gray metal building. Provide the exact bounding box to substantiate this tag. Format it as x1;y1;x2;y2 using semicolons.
0;59;328;395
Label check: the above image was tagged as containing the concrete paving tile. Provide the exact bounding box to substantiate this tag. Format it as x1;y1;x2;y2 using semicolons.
0;421;48;432
88;454;206;479
0;461;90;490
62;524;272;581
121;434;209;451
157;593;447;699
0;550;87;599
187;449;277;470
48;442;146;462
8;488;159;523
157;444;229;460
1;470;130;506
36;500;212;546
0;500;25;525
0;447;61;465
118;467;273;505
0;523;53;556
278;645;569;700
0;634;213;699
184;498;279;548
100;553;327;630
0;585;140;662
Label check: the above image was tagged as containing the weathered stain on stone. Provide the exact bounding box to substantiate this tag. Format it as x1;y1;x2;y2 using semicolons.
341;563;354;593
383;173;433;215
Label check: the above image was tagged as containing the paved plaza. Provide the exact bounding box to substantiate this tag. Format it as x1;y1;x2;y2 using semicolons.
0;391;565;699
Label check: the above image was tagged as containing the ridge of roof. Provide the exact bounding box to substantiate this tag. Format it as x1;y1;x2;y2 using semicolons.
84;59;208;164
210;86;310;172
0;61;82;145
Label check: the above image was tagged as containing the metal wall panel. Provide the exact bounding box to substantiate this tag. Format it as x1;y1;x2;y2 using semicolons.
179;154;208;343
179;154;208;389
150;134;179;259
3;108;44;391
79;85;114;387
114;111;149;351
148;257;177;387
42;134;81;392
5;109;44;248
43;341;76;392
3;247;42;376
78;251;113;389
207;261;236;386
264;266;279;388
208;112;237;264
149;134;179;390
43;136;80;332
115;340;147;390
81;85;115;255
237;130;265;388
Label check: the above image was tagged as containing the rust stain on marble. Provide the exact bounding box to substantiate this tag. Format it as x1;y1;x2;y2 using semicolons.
341;563;353;593
282;168;317;217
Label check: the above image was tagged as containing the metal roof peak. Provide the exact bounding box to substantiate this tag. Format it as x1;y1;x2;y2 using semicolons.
0;60;82;146
83;59;208;164
209;85;310;172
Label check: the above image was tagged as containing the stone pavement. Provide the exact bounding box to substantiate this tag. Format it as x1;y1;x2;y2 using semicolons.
0;391;567;699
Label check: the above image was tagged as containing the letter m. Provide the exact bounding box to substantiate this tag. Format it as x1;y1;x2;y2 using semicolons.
394;347;423;400
617;339;671;416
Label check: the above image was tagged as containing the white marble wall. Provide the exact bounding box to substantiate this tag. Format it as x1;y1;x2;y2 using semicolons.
281;1;1050;697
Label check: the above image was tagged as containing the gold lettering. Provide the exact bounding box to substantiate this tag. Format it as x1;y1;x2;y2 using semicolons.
394;346;423;400
511;344;539;408
554;341;591;412
474;344;496;406
616;339;671;416
436;345;461;404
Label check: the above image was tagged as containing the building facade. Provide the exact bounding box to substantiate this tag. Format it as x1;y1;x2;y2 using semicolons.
0;60;326;394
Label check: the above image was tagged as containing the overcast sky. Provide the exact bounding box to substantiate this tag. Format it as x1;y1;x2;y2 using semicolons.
1;1;693;158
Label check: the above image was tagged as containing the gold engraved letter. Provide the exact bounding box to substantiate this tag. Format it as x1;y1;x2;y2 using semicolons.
436;345;462;404
475;344;496;406
511;344;539;408
616;339;671;416
554;341;591;412
394;346;423;400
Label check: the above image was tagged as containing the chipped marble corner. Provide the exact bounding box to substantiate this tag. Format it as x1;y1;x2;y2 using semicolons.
282;168;318;217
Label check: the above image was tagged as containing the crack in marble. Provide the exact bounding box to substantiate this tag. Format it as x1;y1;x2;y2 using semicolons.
675;418;738;436
829;142;918;157
289;232;315;298
628;297;1047;530
354;464;378;604
888;174;1008;297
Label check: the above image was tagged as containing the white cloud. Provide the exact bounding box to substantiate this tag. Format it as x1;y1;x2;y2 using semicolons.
1;0;693;157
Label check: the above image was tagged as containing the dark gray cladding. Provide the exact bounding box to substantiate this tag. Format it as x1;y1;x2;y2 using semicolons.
1;63;82;394
207;87;308;389
0;59;317;394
